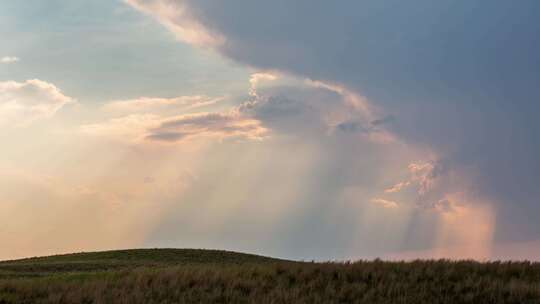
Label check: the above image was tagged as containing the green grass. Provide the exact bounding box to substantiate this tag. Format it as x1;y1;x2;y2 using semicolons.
1;249;540;303
0;249;281;277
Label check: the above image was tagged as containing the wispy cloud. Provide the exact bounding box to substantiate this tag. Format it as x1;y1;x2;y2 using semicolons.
147;111;268;142
371;198;399;209
0;79;74;127
124;0;224;46
384;181;411;193
81;111;267;143
1;56;19;64
103;95;224;114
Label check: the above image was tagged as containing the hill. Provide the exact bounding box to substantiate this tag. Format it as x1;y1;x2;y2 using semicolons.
1;249;540;303
0;249;283;278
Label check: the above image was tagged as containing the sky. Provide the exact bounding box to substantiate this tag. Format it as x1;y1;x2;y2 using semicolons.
1;0;540;261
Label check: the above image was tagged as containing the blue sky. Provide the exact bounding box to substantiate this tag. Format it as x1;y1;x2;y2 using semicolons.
0;0;250;103
1;0;540;261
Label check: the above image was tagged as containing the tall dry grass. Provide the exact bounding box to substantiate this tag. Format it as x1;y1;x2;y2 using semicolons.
1;260;540;303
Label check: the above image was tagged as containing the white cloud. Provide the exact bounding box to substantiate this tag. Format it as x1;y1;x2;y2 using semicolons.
1;56;19;64
0;79;74;127
371;198;399;209
103;95;224;113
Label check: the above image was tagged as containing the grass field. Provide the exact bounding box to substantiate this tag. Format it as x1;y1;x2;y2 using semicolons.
1;249;540;303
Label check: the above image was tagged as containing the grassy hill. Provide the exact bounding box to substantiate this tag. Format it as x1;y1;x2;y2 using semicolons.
1;249;540;303
0;249;283;278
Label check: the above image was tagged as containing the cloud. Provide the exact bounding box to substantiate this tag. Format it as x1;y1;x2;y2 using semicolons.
371;198;399;209
377;159;480;216
408;161;443;196
1;56;19;64
430;198;458;214
334;116;396;142
89;71;379;145
123;0;224;46
241;95;323;136
249;72;277;97
240;74;394;142
124;0;540;243
147;111;267;142
384;181;410;193
82;111;267;143
86;82;267;143
80;113;161;140
103;95;223;114
370;116;395;127
0;79;74;127
137;74;432;260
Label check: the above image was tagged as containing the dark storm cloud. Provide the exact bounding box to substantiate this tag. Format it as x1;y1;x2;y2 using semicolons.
128;0;540;243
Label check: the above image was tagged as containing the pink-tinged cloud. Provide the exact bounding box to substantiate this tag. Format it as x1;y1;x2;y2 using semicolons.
371;198;399;209
384;181;411;193
0;79;74;127
81;111;267;143
103;95;223;114
123;0;224;46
